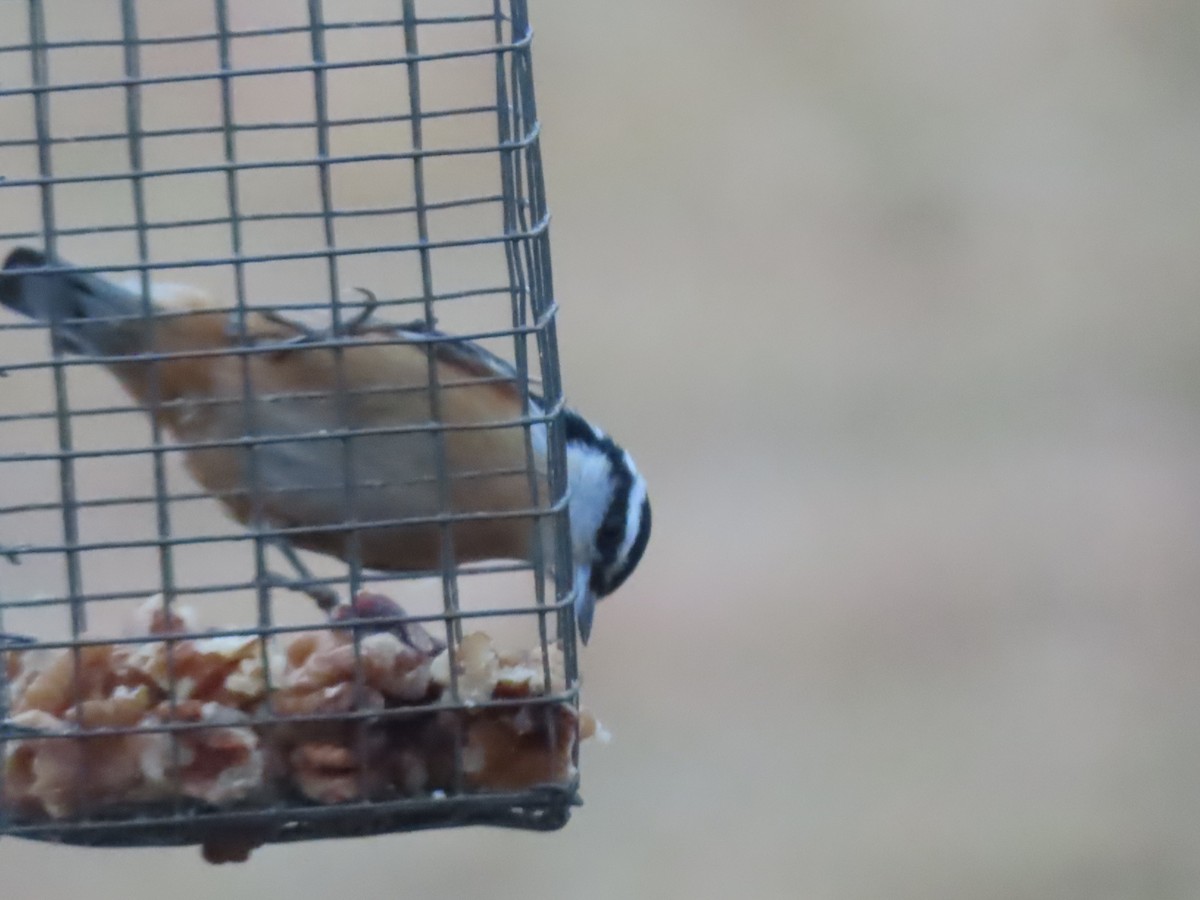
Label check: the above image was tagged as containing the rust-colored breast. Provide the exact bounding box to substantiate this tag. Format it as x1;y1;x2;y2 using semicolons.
106;307;550;573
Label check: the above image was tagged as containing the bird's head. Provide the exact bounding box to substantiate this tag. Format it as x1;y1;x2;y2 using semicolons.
561;409;652;643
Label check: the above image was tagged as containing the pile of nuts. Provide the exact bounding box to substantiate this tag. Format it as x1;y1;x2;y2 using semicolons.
2;594;598;858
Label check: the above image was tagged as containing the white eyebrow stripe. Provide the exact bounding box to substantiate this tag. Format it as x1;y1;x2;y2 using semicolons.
607;454;646;581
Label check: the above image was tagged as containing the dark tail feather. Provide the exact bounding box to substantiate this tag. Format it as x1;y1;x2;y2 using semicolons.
0;246;146;356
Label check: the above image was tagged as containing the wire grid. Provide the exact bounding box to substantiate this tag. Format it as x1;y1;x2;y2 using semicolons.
0;0;580;847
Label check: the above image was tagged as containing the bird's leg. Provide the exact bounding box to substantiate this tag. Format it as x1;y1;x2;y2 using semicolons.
391;315;438;332
273;287;379;337
226;289;380;354
261;538;341;615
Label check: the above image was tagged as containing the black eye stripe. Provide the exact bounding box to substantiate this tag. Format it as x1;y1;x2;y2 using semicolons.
562;408;600;445
600;494;650;597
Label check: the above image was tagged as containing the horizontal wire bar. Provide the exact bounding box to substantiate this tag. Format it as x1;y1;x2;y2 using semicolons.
0;194;507;243
1;786;578;843
0;403;558;462
0;370;542;425
0;210;548;273
0;30;532;98
0;484;390;515
0;462;543;517
0;559;551;610
0;14;507;55
3;613;569;658
0;121;539;187
0;105;500;150
3;594;572;644
1;688;577;744
0;287;529;335
0;487;568;556
0;302;556;377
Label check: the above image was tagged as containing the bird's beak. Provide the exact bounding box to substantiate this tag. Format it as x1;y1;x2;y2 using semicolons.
574;564;596;645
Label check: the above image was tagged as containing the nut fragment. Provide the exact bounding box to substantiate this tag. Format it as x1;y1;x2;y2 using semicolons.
284;629;435;706
430;632;498;704
462;708;577;789
142;700;265;806
4;709;173;818
66;684;155;729
127;634;263;705
14;645;117;716
289;737;392;804
126;594;197;637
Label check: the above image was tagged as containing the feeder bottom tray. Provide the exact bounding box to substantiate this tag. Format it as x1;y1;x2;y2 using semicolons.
5;786;579;862
1;595;599;862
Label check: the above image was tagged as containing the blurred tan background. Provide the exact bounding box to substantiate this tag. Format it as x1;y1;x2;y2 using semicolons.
4;0;1200;897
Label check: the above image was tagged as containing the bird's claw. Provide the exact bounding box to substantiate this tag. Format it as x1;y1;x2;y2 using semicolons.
229;288;380;354
260;537;342;613
263;569;340;614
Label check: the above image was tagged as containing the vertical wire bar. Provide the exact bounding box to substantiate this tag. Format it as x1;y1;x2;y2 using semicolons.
306;0;362;601
307;0;371;800
28;0;84;637
0;620;11;825
509;0;576;686
506;0;561;763
401;2;462;649
28;0;92;820
119;0;177;610
402;0;465;795
215;0;281;780
119;0;186;814
493;0;552;693
507;0;574;768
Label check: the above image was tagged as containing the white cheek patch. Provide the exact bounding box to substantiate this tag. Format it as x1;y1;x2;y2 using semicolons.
528;407;548;463
609;452;646;581
564;442;613;556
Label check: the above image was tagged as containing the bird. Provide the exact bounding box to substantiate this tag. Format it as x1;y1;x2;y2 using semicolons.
0;246;651;643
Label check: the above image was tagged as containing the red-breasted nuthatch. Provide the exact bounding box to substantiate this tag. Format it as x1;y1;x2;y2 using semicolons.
0;247;651;643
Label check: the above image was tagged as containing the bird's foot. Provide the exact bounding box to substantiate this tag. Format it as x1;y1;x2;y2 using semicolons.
261;538;341;614
226;288;380;354
330;593;446;656
263;569;341;613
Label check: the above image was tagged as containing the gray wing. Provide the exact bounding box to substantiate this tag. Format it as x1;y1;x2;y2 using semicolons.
388;317;546;406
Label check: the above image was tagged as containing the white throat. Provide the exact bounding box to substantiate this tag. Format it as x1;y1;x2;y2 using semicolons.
565;441;614;563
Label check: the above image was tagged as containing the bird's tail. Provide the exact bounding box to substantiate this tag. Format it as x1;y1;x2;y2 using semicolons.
0;246;150;357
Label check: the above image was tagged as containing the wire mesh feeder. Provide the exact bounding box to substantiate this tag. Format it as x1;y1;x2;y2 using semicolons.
0;0;592;860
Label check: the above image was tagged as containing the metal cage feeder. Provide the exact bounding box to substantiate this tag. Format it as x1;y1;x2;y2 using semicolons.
0;0;583;857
